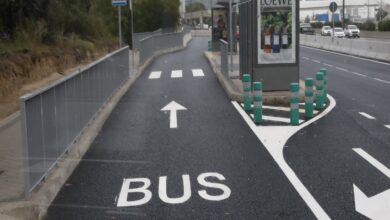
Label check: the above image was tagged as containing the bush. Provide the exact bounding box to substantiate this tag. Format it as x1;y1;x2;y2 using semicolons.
378;20;390;31
355;21;376;31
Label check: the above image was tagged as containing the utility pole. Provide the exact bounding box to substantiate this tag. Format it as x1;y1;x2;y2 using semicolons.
367;0;370;21
342;0;345;28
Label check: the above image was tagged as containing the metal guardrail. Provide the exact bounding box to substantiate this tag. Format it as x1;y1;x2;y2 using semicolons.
220;39;229;77
139;27;192;65
20;47;129;196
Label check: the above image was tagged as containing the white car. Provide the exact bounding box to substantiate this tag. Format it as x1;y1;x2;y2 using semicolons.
332;28;345;38
321;26;332;36
344;25;360;38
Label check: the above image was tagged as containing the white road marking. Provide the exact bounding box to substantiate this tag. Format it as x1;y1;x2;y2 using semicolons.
373;78;390;84
161;101;187;129
353;148;390;179
336;67;349;72
323;63;334;67
359;112;376;120
353;185;390;220
149;71;162;79
303;57;310;60
171;70;183;78
232;95;336;220
385;125;390;130
263;105;319;114
351;72;367;77
192;69;205;77
300;45;390;66
311;59;321;63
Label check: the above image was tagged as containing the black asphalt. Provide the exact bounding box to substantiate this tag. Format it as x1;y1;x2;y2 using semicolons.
283;46;390;219
46;37;314;219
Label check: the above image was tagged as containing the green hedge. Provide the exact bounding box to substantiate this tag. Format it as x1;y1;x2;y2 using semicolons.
378;20;390;31
355;21;376;31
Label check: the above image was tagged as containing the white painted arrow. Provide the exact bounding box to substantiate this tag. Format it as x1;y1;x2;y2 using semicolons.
161;101;187;129
353;185;390;220
353;148;390;220
232;95;337;220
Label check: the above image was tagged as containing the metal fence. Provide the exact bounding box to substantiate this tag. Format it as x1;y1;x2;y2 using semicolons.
220;39;229;77
138;27;192;65
20;47;129;196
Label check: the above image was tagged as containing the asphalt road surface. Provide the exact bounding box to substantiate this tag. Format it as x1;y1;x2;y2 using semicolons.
46;38;390;219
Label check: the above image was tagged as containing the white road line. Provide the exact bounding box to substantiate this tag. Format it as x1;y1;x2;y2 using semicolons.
373;78;390;84
312;59;321;63
353;148;390;179
300;45;390;66
323;63;334;67
192;69;205;77
263;105;319;114
359;112;376;120
250;114;304;124
303;57;310;60
385;125;390;130
351;72;367;77
336;67;349;72
171;70;183;78
148;71;162;79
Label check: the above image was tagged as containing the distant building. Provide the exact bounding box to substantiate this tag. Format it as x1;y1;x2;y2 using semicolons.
300;0;383;23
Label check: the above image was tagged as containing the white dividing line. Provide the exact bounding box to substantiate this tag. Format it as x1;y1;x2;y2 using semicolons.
359;112;376;120
250;114;304;124
192;69;205;77
353;148;390;179
300;45;390;66
351;72;367;77
311;59;321;63
263;105;319;114
385;125;390;130
171;70;183;78
303;57;310;60
373;78;390;84
148;71;162;79
323;63;334;67
336;67;349;72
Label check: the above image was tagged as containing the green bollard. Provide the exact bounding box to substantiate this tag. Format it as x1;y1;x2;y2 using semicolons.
290;83;300;126
243;74;252;111
253;82;263;124
320;68;328;104
305;78;314;118
208;40;212;51
315;72;325;110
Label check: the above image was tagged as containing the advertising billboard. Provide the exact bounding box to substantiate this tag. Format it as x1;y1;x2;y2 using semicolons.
257;0;296;64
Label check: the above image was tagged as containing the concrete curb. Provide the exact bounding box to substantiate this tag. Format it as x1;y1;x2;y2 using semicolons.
0;111;20;132
204;52;306;106
0;35;193;220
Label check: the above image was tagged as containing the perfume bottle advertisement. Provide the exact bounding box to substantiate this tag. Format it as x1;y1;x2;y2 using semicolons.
257;0;296;64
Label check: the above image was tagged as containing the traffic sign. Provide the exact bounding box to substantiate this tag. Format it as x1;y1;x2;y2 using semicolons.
112;0;127;7
329;2;337;13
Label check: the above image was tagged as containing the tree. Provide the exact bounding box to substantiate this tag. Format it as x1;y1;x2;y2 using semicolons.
304;15;310;23
186;2;206;12
376;8;388;22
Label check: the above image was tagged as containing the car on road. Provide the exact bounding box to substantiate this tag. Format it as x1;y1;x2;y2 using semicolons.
321;26;332;36
332;28;345;38
344;25;360;38
300;23;315;35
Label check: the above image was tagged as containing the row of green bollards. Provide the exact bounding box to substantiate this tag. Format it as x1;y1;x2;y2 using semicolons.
242;68;328;126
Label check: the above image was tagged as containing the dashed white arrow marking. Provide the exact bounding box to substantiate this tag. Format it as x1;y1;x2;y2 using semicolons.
353;148;390;220
161;101;187;129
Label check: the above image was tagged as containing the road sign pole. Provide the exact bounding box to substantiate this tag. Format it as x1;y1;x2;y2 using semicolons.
118;6;122;48
229;0;233;73
130;0;135;76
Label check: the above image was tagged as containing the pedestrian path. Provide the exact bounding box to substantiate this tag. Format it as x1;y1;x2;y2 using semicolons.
148;69;205;79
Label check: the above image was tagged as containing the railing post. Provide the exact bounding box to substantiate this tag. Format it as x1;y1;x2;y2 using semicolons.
243;74;252;111
305;78;314;118
290;82;300;126
315;72;325;110
253;82;263;124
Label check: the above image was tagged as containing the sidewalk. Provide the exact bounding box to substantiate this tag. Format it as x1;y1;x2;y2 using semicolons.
0;113;24;202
